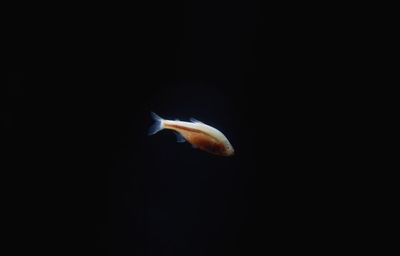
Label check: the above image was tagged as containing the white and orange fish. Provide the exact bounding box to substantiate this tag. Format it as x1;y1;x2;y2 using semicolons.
148;112;234;156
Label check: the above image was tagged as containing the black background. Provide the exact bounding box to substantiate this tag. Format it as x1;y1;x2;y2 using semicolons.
5;1;344;255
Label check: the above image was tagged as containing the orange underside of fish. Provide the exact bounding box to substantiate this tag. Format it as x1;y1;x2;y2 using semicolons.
164;124;226;156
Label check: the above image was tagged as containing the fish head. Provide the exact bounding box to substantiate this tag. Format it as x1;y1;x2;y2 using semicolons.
223;142;235;156
206;141;234;157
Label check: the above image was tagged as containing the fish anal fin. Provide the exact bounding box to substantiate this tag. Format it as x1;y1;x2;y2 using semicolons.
174;132;186;143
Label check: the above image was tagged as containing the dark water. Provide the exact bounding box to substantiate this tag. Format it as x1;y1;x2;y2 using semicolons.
6;2;344;256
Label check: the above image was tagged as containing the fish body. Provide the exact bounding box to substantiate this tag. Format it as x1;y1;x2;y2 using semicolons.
149;112;234;156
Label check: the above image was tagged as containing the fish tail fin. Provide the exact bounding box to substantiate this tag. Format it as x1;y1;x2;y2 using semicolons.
148;112;164;135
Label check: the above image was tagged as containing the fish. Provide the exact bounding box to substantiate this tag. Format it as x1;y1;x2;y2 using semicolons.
148;112;234;156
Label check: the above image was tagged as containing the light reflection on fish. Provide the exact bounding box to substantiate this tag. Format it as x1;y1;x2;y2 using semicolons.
148;112;234;156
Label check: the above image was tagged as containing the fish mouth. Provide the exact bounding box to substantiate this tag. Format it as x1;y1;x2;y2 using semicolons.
226;148;235;156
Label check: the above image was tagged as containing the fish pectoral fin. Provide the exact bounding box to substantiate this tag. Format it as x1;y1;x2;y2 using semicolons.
173;132;186;143
190;117;203;123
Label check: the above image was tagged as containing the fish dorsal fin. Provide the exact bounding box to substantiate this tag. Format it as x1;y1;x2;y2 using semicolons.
190;117;203;123
173;132;186;143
